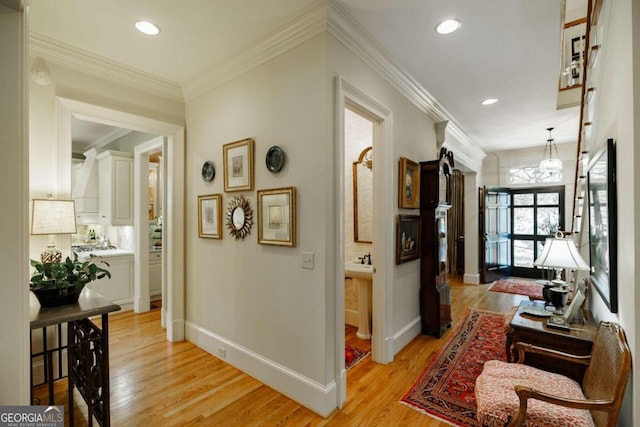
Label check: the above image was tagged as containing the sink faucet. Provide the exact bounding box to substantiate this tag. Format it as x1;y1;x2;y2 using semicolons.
364;253;372;265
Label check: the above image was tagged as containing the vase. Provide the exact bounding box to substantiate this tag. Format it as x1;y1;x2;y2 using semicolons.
32;285;81;307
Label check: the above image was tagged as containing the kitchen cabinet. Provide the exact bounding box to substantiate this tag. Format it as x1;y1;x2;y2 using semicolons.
97;150;133;226
149;251;162;300
85;254;134;308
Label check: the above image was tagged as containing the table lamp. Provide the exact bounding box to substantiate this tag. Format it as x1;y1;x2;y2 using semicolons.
31;198;77;263
534;232;590;329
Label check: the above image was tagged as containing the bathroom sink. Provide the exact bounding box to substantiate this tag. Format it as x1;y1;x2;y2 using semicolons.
345;259;373;280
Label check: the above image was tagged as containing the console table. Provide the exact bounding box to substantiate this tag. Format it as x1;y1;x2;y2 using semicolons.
30;288;120;426
507;301;597;382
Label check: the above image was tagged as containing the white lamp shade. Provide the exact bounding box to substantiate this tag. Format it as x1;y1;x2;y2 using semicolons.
31;199;77;235
540;157;563;172
534;236;589;270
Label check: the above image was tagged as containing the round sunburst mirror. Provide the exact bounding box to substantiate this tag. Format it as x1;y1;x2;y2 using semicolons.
226;194;253;240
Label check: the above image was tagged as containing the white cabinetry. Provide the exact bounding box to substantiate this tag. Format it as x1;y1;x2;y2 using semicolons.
86;254;134;309
97;150;133;226
149;251;162;300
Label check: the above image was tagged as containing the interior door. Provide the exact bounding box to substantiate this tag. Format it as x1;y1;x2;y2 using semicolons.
479;186;512;283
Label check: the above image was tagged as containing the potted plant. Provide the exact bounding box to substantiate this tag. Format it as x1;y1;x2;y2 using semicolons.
30;255;111;307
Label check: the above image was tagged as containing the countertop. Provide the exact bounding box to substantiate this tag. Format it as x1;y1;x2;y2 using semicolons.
75;249;134;260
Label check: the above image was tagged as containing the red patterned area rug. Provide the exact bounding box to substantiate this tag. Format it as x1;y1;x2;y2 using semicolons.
345;345;369;371
401;308;507;426
488;277;544;301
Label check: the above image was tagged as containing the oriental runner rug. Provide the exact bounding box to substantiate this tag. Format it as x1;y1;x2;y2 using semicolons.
401;308;507;426
345;345;369;371
488;277;545;301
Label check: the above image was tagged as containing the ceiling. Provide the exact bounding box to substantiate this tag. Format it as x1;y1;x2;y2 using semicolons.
29;0;584;154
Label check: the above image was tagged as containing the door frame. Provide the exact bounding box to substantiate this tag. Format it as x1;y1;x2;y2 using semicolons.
56;97;185;342
335;76;393;408
511;185;566;278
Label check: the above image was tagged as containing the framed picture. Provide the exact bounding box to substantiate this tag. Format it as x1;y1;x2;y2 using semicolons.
223;138;254;192
198;194;222;239
399;157;420;209
587;138;617;312
257;187;296;246
396;215;420;264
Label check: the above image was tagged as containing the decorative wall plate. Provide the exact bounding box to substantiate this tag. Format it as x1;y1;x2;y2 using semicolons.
225;194;253;240
265;146;285;173
202;161;215;182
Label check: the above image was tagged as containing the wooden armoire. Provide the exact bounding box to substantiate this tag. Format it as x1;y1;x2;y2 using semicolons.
419;150;453;337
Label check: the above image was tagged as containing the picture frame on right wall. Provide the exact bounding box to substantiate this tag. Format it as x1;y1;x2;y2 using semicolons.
396;215;420;264
399;157;420;209
587;138;617;312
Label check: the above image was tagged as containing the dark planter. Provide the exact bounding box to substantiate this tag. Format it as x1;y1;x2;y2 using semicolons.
31;285;81;307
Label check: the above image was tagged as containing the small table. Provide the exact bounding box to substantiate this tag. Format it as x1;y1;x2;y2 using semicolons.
30;288;120;426
507;300;597;382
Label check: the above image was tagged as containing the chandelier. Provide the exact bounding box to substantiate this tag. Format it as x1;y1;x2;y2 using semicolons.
539;127;562;173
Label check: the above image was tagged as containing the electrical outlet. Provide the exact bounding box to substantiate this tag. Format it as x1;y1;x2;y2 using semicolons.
302;252;314;269
217;346;227;359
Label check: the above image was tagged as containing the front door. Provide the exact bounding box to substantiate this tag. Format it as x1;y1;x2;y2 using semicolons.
511;186;565;278
479;186;512;283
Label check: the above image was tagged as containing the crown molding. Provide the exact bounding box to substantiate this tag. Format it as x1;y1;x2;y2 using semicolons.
29;32;184;102
182;1;328;101
327;0;484;165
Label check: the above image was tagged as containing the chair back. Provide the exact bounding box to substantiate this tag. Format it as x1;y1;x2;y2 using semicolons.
582;321;632;427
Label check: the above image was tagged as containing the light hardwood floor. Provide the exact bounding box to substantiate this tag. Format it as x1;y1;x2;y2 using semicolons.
34;276;527;426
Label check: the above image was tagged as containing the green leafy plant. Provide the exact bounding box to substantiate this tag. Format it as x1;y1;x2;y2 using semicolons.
30;255;111;294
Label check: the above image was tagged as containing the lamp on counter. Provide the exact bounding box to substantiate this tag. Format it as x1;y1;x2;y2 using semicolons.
30;198;77;263
534;231;590;329
539;127;562;173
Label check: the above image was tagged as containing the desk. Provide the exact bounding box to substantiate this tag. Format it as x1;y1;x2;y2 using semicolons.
507;301;596;383
30;288;120;426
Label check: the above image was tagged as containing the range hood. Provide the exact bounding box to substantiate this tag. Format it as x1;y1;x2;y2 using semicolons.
72;148;99;223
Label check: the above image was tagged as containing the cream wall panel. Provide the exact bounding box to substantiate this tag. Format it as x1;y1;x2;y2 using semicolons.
185;35;329;384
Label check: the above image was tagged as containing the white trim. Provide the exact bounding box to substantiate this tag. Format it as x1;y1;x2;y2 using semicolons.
182;1;327;101
55;97;185;342
464;273;481;285
29;33;184;101
392;316;422;355
185;322;337;417
133;136;164;314
327;0;480;157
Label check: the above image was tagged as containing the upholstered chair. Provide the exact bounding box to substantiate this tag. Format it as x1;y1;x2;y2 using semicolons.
475;321;631;427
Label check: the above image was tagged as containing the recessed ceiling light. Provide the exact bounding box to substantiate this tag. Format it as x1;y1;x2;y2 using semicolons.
436;19;461;35
135;20;160;36
481;98;499;106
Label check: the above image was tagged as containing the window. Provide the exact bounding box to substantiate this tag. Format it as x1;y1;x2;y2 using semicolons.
509;167;562;185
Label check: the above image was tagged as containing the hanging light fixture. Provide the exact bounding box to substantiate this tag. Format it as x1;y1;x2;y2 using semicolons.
539;127;562;173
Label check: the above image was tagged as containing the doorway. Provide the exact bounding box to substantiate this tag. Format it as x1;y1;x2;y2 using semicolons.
335;76;394;408
479;185;565;282
57;96;185;342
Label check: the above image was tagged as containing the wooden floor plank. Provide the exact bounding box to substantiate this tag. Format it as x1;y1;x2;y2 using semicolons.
33;276;523;426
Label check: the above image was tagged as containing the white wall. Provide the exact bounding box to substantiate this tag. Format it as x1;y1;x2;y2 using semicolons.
0;3;30;405
480;141;577;232
183;27;439;414
583;0;638;423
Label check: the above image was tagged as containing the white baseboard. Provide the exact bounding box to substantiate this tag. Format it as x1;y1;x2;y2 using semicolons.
185;321;337;417
464;273;480;285
392;316;421;356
